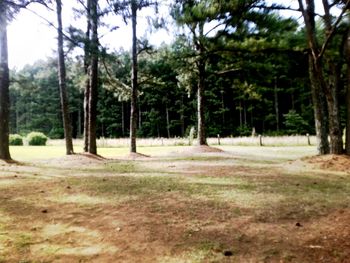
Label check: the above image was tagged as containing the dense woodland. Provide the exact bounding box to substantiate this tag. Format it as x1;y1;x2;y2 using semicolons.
1;0;350;159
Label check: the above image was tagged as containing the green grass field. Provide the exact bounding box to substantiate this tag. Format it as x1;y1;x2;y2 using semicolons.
9;144;317;161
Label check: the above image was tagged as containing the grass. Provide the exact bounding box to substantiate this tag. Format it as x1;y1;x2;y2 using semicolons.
0;145;349;262
9;144;317;162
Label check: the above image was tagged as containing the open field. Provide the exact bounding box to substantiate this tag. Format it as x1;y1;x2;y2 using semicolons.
0;145;349;262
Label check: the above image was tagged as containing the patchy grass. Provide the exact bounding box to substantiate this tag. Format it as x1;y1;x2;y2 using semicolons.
0;146;349;262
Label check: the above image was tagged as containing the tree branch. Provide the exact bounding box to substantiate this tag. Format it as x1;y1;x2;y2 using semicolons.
318;0;350;59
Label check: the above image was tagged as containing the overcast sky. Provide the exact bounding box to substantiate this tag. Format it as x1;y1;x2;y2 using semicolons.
6;0;331;70
7;1;171;69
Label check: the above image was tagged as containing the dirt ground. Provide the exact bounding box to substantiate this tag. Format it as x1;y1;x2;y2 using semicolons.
0;147;349;262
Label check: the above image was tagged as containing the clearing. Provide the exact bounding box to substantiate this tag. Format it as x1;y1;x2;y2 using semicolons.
0;145;349;262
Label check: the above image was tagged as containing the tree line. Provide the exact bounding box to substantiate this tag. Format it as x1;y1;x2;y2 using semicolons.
1;0;350;160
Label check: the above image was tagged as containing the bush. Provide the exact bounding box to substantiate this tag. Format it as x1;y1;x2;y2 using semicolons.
27;132;48;146
236;124;252;137
283;110;309;135
48;128;64;139
9;134;23;146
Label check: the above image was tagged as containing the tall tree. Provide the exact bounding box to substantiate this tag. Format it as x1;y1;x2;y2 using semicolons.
0;1;11;160
83;0;91;152
130;0;138;153
56;0;74;155
172;0;212;146
88;0;99;154
109;0;157;153
297;0;350;154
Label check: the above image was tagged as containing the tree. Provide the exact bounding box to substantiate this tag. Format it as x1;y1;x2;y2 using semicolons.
345;26;350;154
88;0;99;155
56;0;74;155
172;0;212;145
297;0;350;154
130;0;138;153
83;0;91;152
0;1;11;160
109;0;157;153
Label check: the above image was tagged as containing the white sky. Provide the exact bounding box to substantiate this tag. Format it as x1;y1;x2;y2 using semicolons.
7;1;171;69
6;0;336;69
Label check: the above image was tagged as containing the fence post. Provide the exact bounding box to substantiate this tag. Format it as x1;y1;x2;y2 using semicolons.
307;133;311;146
259;135;263;146
217;134;221;145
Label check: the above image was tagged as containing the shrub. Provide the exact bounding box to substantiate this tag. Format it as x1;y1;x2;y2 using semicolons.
27;132;48;146
236;124;252;137
9;134;23;146
283;110;309;135
48;128;64;139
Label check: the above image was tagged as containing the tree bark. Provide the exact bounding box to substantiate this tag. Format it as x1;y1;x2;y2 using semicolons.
298;0;331;154
130;0;138;153
0;2;11;160
197;58;207;145
166;104;170;138
274;77;279;132
88;0;98;155
56;0;74;155
83;80;90;152
309;55;330;154
345;29;350;154
121;101;125;136
196;22;207;146
83;0;91;152
324;62;343;154
180;94;184;137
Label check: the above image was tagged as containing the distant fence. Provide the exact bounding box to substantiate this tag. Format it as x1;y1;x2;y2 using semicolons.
47;135;316;147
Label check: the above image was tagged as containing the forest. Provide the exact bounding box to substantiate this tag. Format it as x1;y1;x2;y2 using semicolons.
1;0;350;158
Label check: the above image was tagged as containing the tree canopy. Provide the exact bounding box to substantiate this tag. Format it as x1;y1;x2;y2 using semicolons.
1;0;350;158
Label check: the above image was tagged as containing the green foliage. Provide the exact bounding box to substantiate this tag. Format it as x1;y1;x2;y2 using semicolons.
9;134;23;146
283;110;309;135
236;125;252;137
27;132;48;146
48;128;64;139
7;2;315;140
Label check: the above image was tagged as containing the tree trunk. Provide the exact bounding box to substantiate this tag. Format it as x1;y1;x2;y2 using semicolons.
239;100;242;128
0;2;11;160
274;77;279;132
88;0;98;155
346;66;350;154
121;101;125;136
180;94;185;137
197;58;207;145
166;105;170;138
83;0;91;152
309;55;330;154
345;30;350;154
56;0;74;155
299;0;330;155
221;90;225;126
130;0;138;153
324;62;343;154
83;80;90;152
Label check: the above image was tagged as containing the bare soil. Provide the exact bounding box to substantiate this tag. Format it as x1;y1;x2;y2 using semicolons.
0;149;349;262
303;154;350;172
